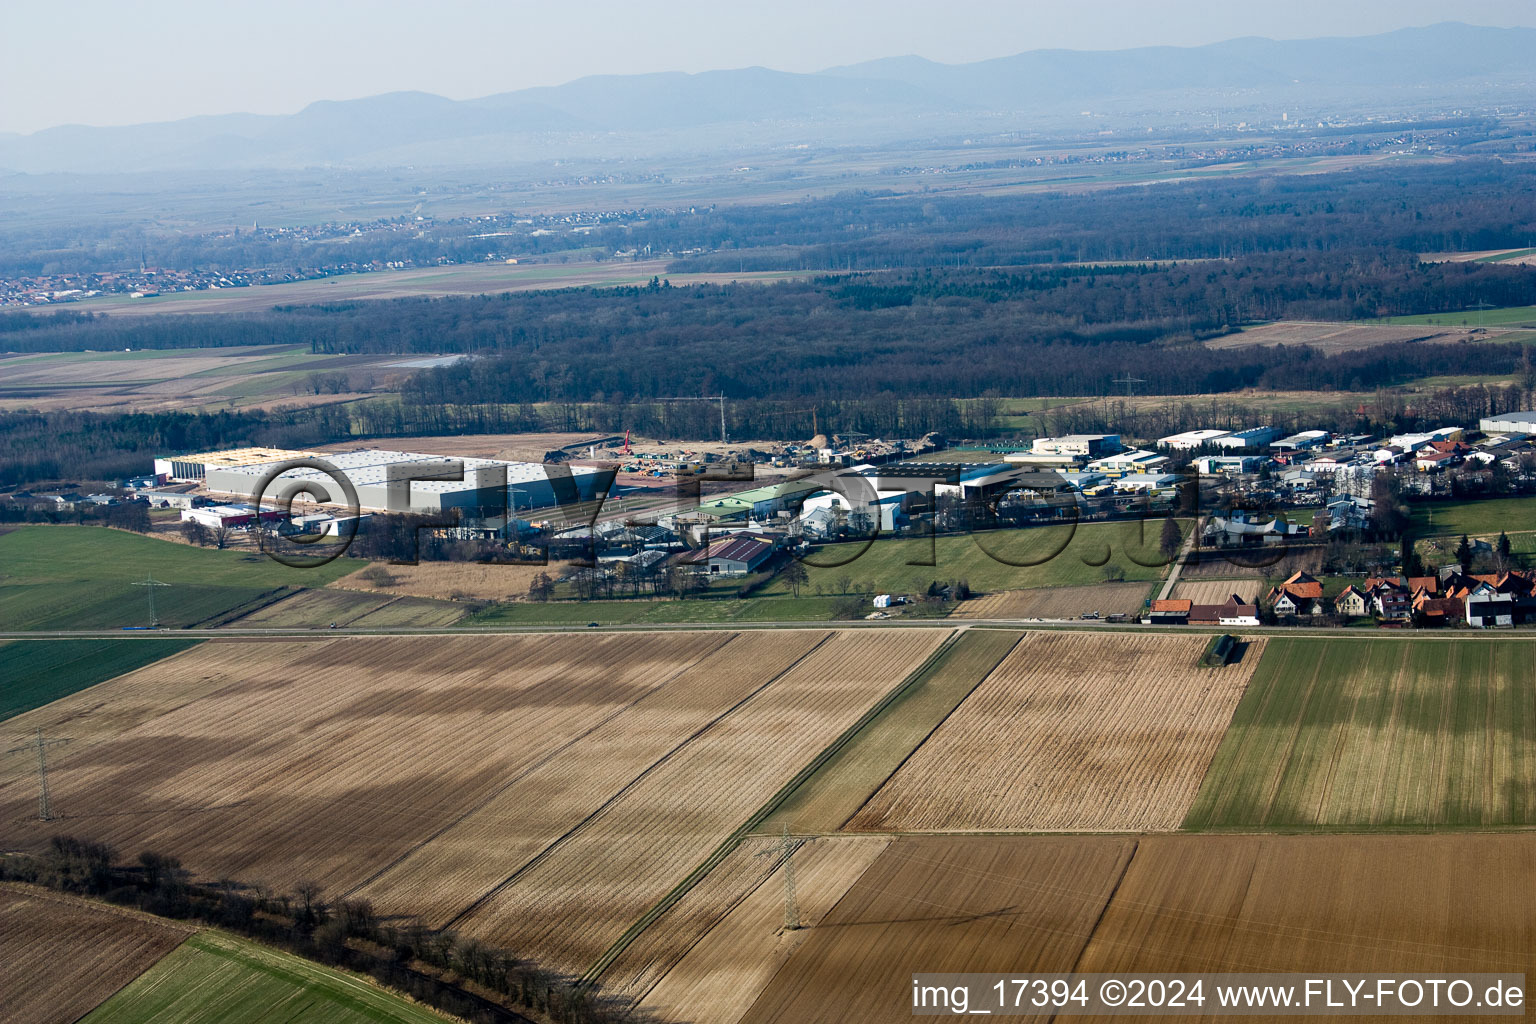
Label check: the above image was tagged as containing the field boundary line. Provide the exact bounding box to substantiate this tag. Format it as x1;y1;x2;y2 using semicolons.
1061;837;1139;991
198;585;302;628
440;631;839;932
342;631;742;901
581;628;963;985
618;843;797;1013
829;630;1025;832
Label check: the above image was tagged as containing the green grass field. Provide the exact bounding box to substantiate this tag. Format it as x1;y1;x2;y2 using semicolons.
1184;637;1536;829
81;931;451;1024
0;637;202;720
1376;304;1536;328
755;629;1022;834
758;520;1187;597
1474;248;1536;263
0;526;355;630
1408;496;1536;539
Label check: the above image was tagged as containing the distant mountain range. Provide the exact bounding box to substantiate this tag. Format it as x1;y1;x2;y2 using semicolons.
2;23;1533;175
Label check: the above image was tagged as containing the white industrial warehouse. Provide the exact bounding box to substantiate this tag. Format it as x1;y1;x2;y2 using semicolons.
164;447;606;514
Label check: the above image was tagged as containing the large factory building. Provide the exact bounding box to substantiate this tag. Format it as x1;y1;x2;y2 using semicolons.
199;449;607;514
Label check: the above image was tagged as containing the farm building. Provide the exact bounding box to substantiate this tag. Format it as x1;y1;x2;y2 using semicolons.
154;447;321;483
202;449;607;514
674;532;778;575
1152;595;1259;625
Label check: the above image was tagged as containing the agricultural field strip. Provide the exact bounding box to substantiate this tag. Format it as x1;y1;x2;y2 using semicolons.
848;632;1265;832
0;633;736;895
1075;835;1536;980
736;836;1137;1024
597;837;799;1009
349;630;829;922
582;629;969;984
1184;638;1536;828
755;629;1024;835
0;883;196;1024
600;633;1014;1004
81;929;455;1024
449;630;951;977
620;836;894;1022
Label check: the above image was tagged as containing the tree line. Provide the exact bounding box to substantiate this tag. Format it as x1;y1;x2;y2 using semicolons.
0;837;627;1023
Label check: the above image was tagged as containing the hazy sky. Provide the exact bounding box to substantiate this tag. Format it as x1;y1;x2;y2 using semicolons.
3;0;1534;134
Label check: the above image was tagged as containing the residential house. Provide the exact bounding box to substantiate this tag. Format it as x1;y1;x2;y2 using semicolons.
1267;571;1325;616
1333;585;1369;617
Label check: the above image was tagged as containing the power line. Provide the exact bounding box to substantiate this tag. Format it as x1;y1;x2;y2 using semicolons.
6;729;70;821
1112;375;1147;397
754;822;801;930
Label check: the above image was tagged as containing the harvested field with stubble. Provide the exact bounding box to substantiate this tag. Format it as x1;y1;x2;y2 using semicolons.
757;629;1022;835
351;629;832;927
1168;578;1259;606
0;628;950;983
738;836;1137;1024
1177;544;1323;579
951;582;1150;619
448;629;949;976
1076;834;1536;979
0;884;193;1024
1205;320;1487;354
0;632;741;895
620;836;893;1024
848;632;1264;832
1185;637;1536;828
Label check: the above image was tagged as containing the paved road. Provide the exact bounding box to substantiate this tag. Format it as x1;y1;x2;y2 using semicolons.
1155;516;1203;602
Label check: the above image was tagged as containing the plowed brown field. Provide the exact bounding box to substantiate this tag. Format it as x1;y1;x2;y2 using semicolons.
1076;834;1536;978
0;884;193;1024
848;632;1263;832
738;836;1136;1024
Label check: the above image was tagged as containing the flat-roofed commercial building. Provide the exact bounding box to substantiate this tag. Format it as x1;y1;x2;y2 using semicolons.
154;447;321;483
201;448;607;514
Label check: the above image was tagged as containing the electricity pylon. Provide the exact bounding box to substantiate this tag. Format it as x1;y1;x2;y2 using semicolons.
6;729;70;821
132;574;170;627
755;823;800;930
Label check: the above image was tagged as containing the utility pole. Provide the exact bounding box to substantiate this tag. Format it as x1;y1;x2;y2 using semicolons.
132;574;170;627
7;729;70;821
658;396;728;444
754;823;801;930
